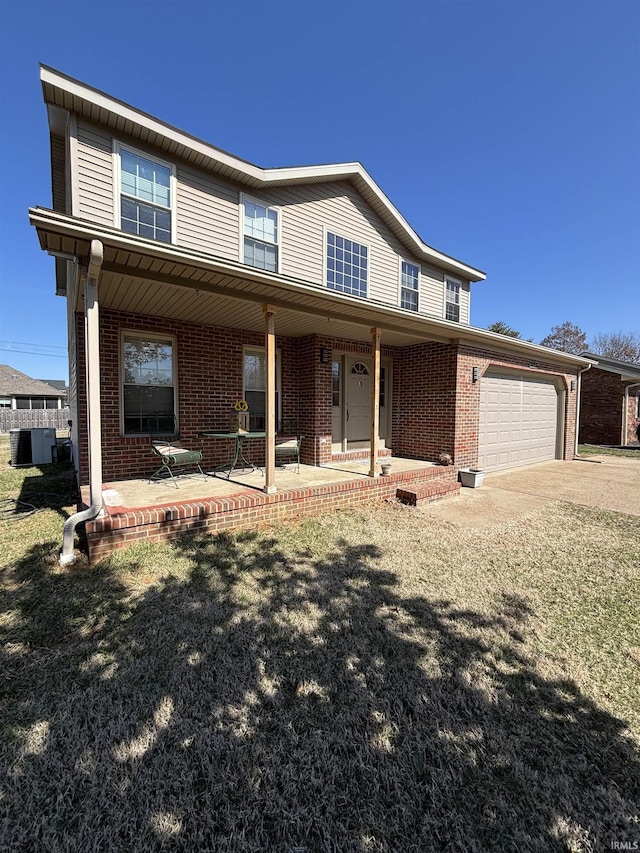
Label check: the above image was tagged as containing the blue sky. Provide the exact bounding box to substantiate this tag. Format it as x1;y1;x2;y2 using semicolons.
0;0;638;381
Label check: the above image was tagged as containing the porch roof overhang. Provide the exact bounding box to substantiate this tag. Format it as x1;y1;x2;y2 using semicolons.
40;65;484;283
579;352;640;382
30;206;593;367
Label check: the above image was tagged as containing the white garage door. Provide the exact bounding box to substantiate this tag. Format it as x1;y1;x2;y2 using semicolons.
479;373;559;472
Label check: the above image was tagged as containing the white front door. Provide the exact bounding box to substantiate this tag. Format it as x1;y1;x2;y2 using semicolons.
346;359;371;441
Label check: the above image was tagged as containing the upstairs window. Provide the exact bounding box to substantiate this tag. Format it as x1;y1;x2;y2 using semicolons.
122;333;175;434
400;261;419;311
326;233;368;298
119;148;173;243
242;197;279;272
445;277;461;322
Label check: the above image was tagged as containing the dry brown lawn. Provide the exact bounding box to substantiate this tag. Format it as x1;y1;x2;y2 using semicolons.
1;438;639;851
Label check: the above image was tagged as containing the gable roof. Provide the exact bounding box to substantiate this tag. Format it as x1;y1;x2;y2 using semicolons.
0;365;66;398
580;352;640;381
40;65;485;283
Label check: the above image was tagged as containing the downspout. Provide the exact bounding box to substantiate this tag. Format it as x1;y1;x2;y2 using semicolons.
60;239;104;565
623;382;640;446
574;363;592;456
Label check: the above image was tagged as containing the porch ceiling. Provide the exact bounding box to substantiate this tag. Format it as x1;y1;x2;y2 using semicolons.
30;208;460;347
30;207;594;366
96;270;424;345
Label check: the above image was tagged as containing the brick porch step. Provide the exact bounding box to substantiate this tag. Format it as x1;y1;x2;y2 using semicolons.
396;480;461;506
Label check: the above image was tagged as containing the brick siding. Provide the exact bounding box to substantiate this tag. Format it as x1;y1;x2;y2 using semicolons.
73;310;580;485
580;367;640;445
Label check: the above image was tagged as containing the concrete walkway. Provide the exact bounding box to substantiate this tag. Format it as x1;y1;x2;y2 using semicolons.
421;455;640;529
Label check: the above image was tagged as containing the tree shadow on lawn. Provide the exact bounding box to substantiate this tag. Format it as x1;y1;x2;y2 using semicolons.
1;530;638;852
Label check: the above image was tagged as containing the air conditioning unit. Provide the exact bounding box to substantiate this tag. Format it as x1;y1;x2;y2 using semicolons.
31;428;57;464
9;427;57;466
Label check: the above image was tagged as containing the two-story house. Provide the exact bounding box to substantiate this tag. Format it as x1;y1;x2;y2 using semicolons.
30;66;591;561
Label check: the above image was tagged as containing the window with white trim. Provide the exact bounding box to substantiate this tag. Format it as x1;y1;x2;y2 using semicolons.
13;397;59;410
400;261;419;311
326;232;368;298
242;198;279;272
243;347;281;432
119;148;172;242
445;277;461;322
122;334;175;434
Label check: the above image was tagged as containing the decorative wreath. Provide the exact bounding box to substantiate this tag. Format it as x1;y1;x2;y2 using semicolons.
233;400;249;412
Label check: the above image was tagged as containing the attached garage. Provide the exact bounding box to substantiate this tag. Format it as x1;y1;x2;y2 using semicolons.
479;372;560;472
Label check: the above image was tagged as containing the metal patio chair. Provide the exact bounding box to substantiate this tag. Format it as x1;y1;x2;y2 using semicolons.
274;419;303;473
148;416;207;488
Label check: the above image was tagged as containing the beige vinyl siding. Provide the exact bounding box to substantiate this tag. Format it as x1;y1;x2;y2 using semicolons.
175;164;239;257
460;281;470;324
249;181;406;304
76;120;114;225
71;124;472;323
234;181;471;322
420;263;445;318
419;264;470;324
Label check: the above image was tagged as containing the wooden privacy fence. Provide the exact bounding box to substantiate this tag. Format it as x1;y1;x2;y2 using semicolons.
0;408;71;433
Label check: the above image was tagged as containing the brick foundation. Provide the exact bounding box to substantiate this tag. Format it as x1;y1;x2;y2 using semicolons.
86;465;457;561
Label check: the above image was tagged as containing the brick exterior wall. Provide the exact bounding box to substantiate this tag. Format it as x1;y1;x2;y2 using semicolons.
73;309;580;485
580;367;640;445
77;310;302;483
393;342;458;461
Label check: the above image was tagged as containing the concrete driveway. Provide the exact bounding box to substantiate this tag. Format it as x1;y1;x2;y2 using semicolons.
422;454;640;529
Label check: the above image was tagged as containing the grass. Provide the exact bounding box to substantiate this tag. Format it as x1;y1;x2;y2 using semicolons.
578;443;640;459
1;434;639;851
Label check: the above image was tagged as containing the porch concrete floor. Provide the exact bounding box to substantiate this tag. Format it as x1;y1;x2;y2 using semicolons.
92;456;437;514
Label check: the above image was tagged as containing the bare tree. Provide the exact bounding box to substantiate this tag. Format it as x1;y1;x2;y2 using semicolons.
590;331;640;364
540;321;587;354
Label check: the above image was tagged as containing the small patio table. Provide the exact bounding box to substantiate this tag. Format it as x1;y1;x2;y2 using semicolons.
199;431;266;479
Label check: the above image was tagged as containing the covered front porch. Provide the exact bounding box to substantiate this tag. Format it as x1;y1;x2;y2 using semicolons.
84;457;460;561
31;209;480;562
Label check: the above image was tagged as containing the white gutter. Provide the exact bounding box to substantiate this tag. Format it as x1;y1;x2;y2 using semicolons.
574;363;592;456
623;382;640;446
60;239;104;565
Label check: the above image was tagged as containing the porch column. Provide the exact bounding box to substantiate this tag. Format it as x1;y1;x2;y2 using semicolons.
369;327;382;477
263;304;277;494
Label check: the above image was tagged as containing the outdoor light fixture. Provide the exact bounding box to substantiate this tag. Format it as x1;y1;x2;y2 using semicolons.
472;366;479;382
320;348;331;363
571;380;576;391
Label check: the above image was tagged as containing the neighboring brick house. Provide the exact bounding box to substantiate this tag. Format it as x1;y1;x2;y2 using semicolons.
579;353;640;446
29;67;593;558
